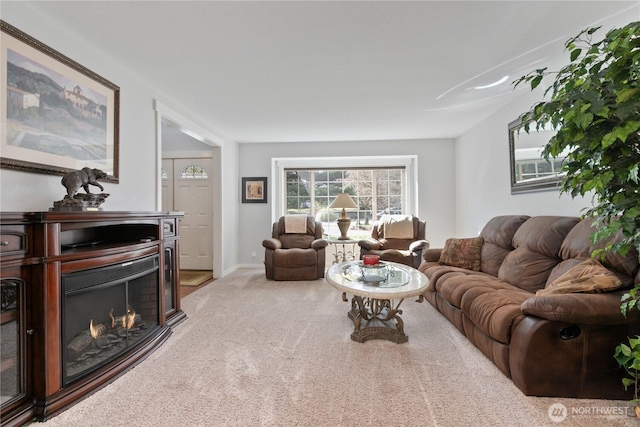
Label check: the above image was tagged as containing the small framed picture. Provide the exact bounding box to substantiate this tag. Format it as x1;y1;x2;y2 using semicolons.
242;177;267;203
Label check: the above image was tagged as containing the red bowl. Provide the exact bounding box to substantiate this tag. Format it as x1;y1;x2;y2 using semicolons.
363;255;380;265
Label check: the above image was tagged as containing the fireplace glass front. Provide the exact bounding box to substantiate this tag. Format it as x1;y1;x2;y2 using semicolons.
62;255;159;386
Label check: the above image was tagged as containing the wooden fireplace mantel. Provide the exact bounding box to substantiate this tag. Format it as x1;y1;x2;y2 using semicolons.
0;211;185;426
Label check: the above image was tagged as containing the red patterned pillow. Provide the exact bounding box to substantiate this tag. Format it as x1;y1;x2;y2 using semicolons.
536;258;621;296
438;237;483;271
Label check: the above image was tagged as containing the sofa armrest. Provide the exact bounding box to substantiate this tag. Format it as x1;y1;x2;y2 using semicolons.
262;238;282;250
521;291;640;325
311;239;329;250
410;239;430;253
358;238;381;251
423;248;442;262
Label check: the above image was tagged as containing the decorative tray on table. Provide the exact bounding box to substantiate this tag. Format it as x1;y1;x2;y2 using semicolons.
341;261;410;288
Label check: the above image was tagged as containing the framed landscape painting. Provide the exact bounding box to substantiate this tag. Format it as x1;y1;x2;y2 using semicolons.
0;20;119;182
242;177;267;203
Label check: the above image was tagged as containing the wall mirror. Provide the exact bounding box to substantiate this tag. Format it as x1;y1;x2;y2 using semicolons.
508;118;564;194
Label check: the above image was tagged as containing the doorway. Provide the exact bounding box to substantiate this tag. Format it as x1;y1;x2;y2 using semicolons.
162;158;214;270
156;100;223;280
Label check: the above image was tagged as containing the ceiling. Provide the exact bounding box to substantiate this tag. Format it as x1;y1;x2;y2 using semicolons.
15;1;640;143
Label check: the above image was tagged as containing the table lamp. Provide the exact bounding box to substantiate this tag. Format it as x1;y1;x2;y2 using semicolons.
329;193;358;240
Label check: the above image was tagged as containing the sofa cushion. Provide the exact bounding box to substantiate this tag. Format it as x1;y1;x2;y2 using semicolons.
377;238;406;250
536;258;622;295
479;215;529;276
551;217;639;289
433;269;514;308
522;290;640;324
438;237;483;271
279;234;314;249
460;287;530;345
369;248;413;265
498;216;580;293
273;248;318;267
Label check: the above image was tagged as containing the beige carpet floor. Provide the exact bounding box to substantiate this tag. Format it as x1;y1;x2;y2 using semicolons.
34;268;637;427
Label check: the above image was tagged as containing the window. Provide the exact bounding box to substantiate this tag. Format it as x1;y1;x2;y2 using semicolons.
515;159;563;181
179;165;208;179
277;156;417;239
274;156;418;238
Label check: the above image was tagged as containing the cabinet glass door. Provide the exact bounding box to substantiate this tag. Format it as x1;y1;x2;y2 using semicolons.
1;277;24;404
164;246;175;314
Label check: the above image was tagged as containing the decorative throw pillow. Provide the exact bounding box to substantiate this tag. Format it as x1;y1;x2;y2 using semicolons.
536;258;622;296
438;237;483;271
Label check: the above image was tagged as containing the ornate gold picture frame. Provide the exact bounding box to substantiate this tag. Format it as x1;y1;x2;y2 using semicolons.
1;20;119;182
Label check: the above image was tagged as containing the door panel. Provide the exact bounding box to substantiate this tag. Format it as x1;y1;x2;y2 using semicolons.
171;158;214;270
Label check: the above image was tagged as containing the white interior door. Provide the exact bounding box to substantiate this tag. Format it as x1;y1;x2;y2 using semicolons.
173;158;214;270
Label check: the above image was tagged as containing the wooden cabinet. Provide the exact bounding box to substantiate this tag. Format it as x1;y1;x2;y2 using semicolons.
163;217;182;326
0;225;30;257
0;266;32;427
0;212;184;427
0;214;34;427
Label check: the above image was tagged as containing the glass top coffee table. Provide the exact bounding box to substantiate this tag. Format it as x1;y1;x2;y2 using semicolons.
325;261;429;343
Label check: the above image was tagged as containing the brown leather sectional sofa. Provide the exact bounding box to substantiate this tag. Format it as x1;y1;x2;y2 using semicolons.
418;215;640;399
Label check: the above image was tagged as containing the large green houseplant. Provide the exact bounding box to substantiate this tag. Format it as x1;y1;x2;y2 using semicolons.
614;336;640;413
514;21;640;404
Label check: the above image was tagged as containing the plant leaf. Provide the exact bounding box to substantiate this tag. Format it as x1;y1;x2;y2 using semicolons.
570;48;582;61
602;131;618;148
617;88;640;103
531;75;543;90
629;164;639;183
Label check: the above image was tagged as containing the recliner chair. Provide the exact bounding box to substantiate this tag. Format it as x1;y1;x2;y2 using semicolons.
262;215;328;280
358;215;429;269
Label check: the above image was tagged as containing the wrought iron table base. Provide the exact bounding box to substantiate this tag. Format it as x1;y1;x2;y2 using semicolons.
342;293;423;343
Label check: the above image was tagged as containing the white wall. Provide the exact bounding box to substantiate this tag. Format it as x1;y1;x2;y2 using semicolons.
237;139;456;265
453;7;640;238
1;4;158;211
1;4;242;275
223;141;240;275
454;90;591;238
4;2;625;274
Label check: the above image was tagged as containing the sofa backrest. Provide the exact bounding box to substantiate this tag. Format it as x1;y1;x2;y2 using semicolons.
273;216;322;249
497;216;580;293
479;215;530;276
548;217;640;289
371;215;426;250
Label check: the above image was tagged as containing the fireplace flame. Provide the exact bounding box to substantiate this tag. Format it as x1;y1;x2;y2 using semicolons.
123;306;136;330
107;307;137;330
89;319;106;339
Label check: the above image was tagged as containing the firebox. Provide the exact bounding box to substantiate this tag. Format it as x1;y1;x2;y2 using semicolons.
61;254;160;386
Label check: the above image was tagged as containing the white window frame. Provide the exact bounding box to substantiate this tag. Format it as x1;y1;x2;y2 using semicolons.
271;155;419;223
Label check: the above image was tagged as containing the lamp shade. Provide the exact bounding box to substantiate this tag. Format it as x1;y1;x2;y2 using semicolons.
329;193;358;210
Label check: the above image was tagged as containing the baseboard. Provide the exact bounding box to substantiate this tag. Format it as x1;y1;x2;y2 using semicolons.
222;264;262;277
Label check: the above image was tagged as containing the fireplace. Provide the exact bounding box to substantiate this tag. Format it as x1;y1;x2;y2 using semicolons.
0;211;185;427
61;254;160;386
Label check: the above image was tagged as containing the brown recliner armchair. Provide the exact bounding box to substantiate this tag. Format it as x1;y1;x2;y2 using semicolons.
358;215;429;269
262;215;329;280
